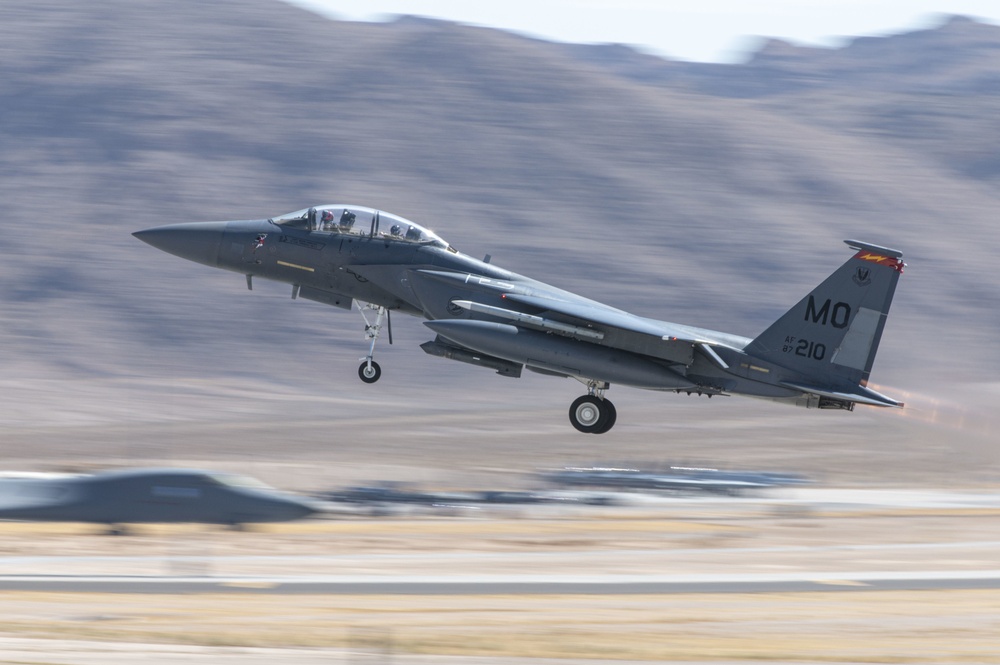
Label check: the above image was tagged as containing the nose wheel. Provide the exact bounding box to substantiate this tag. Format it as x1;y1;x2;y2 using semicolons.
569;382;617;434
357;302;392;384
358;360;382;383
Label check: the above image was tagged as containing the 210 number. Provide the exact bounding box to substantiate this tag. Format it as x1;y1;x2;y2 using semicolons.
794;339;826;360
782;337;826;360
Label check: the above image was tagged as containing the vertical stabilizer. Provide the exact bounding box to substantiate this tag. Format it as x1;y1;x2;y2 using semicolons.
745;240;904;388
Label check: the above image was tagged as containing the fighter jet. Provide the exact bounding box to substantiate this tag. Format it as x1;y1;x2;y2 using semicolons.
134;205;905;434
0;468;320;532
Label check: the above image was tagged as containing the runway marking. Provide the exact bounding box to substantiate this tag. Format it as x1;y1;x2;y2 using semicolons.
218;581;278;589
2;572;999;594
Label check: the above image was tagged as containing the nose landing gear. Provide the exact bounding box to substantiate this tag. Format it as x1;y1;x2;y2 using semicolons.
357;302;392;384
358;360;381;383
569;381;617;434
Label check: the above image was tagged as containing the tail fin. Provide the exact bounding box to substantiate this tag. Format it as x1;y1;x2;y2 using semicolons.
745;240;904;395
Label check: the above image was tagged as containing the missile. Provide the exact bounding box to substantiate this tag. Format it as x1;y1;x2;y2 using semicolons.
450;299;604;340
423;320;694;390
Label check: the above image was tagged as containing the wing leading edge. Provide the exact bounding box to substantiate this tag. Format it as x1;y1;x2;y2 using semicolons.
497;292;749;369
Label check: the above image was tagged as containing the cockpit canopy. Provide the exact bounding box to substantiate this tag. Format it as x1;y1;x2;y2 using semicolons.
272;205;448;249
207;472;274;491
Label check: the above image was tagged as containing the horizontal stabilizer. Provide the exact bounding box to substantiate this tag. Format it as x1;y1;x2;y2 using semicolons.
782;382;904;408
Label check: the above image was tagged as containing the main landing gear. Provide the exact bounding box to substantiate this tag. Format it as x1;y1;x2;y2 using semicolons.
569;381;617;434
357;302;392;384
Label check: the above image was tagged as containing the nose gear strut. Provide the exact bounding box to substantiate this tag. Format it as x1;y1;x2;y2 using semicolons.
357;302;392;383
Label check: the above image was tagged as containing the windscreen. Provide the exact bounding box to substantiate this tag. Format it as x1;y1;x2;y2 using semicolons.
208;473;273;490
273;205;448;248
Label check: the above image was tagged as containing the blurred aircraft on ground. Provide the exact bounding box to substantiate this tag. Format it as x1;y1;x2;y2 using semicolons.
0;468;321;533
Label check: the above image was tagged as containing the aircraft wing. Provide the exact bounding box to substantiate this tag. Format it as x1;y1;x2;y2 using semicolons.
405;268;747;367
501;293;713;343
494;292;748;367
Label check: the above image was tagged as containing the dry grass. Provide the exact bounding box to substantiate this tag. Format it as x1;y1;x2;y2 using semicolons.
2;591;999;661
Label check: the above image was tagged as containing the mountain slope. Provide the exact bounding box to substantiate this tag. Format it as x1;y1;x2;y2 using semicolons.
0;1;996;405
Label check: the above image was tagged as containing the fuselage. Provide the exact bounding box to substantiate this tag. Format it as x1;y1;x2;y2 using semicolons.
144;208;767;396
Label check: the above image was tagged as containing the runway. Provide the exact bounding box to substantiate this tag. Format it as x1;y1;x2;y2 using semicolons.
2;492;999;663
2;489;999;596
3;570;1000;594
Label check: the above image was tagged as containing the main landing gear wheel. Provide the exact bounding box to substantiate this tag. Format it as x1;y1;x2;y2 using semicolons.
358;361;382;384
569;395;616;434
594;399;617;434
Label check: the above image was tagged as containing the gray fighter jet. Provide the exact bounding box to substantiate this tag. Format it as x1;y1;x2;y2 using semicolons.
0;468;320;531
135;205;905;434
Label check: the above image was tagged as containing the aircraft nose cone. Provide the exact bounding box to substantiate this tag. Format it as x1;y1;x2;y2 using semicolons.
133;221;227;267
280;498;320;521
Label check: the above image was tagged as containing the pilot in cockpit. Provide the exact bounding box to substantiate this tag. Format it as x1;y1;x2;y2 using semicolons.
339;209;356;232
320;209;335;229
389;224;402;237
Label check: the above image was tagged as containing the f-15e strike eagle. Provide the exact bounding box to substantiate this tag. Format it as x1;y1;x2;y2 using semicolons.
135;205;905;434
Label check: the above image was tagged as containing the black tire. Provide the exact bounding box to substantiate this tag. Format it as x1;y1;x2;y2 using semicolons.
358;361;382;383
569;395;607;433
593;399;617;434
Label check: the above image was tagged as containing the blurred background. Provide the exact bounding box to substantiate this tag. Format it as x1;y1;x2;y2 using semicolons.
1;0;997;480
1;1;999;662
